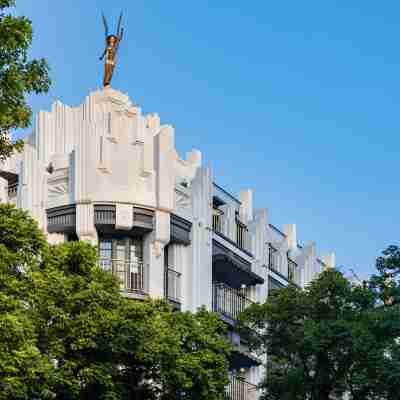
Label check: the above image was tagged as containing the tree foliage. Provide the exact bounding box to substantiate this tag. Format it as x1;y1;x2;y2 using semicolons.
370;245;400;305
0;0;50;160
239;255;400;400
0;204;230;399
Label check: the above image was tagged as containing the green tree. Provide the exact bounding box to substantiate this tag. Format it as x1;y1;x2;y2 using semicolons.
239;267;400;400
0;203;230;399
366;245;400;399
0;0;50;160
0;204;53;399
370;245;400;305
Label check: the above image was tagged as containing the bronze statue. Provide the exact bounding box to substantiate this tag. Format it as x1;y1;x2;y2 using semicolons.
99;12;124;87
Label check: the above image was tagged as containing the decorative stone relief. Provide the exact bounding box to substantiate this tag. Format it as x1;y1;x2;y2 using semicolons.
45;153;71;208
175;187;192;214
48;179;68;199
47;169;69;207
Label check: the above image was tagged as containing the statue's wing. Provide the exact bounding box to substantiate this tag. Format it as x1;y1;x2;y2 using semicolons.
117;12;123;38
102;12;109;37
119;27;124;42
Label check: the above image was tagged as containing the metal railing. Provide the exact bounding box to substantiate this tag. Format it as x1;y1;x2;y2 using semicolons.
99;258;146;292
226;376;258;400
167;267;181;303
213;182;241;207
212;211;222;233
287;257;296;281
288;257;301;286
212;208;250;254
268;244;282;274
7;183;18;198
236;220;247;250
213;282;253;321
95;209;116;225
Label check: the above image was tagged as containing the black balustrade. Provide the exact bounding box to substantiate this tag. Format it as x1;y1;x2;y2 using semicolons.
226;376;258;400
213;282;253;321
99;258;146;292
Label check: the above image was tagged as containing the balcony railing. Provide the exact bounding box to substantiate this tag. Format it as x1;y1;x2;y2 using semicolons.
235;220;247;250
7;183;18;199
167;267;181;303
213;282;254;321
212;210;223;233
288;257;301;286
287;257;296;281
213;183;241;208
99;258;146;292
268;244;282;274
226;376;258;400
212;207;251;254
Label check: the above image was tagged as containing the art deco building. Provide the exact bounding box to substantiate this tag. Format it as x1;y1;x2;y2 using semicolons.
0;88;335;400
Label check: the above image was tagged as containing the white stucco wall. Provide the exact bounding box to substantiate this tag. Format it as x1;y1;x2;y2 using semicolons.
0;87;336;395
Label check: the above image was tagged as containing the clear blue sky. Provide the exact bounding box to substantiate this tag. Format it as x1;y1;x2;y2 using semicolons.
15;1;400;278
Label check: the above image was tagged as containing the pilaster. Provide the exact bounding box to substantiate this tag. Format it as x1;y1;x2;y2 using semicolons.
189;166;213;312
154;125;175;211
76;203;97;245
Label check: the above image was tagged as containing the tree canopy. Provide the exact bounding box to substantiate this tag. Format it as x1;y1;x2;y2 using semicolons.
239;254;400;400
0;0;50;160
0;203;231;400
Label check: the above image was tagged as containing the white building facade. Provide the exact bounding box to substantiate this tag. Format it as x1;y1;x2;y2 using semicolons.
0;88;335;400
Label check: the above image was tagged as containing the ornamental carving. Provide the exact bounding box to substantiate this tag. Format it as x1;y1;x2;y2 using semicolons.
175;188;191;212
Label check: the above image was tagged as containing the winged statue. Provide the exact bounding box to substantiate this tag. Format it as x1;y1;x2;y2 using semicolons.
99;12;124;87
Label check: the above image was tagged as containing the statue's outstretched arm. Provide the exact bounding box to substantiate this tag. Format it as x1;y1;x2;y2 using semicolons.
102;13;109;37
99;48;106;61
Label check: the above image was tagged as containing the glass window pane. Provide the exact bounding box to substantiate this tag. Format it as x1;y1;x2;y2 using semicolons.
116;241;125;261
99;239;112;270
99;240;112;259
129;238;143;263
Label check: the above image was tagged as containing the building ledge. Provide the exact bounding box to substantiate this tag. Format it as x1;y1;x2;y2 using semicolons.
213;240;264;288
167;298;182;311
268;266;301;289
230;344;262;369
121;290;149;301
213;230;253;259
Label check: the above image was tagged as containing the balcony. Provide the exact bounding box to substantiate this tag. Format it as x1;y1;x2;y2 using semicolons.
99;258;147;295
288;257;301;286
226;376;258;400
213;241;264;289
268;244;301;287
212;208;223;234
212;183;252;256
212;210;251;255
167;267;181;308
213;282;253;324
7;182;18;203
213;182;241;209
268;244;282;275
235;218;248;251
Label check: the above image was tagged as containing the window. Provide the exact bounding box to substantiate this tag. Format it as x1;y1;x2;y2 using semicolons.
98;237;145;292
268;244;280;273
99;240;112;270
287;256;299;285
164;245;182;303
235;212;248;250
236;220;246;249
